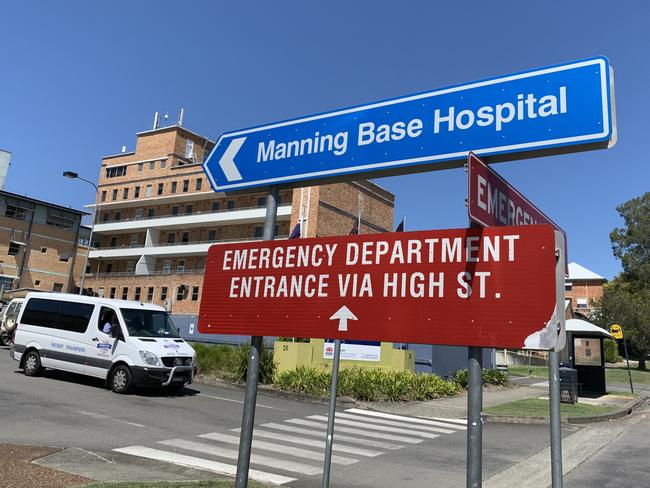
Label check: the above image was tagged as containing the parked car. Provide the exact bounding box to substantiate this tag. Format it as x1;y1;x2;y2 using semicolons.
11;293;197;393
0;298;24;345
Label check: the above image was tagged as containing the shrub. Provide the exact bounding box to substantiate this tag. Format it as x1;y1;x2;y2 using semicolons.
275;366;330;396
452;368;509;388
224;342;277;384
275;367;460;402
452;369;469;388
192;343;235;376
604;339;620;364
192;342;276;384
482;368;510;387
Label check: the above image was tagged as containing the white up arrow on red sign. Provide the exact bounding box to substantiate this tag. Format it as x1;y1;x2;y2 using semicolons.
330;305;357;332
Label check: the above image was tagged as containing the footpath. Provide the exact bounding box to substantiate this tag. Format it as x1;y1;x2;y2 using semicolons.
364;376;648;488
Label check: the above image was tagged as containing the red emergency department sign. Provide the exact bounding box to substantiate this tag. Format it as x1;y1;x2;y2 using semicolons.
199;225;560;349
467;152;568;275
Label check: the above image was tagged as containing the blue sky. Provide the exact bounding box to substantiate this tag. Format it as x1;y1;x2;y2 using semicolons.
1;1;648;279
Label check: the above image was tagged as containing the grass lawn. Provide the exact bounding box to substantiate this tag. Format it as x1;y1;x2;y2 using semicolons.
508;366;548;378
605;367;650;385
484;398;619;418
508;365;650;385
78;481;272;488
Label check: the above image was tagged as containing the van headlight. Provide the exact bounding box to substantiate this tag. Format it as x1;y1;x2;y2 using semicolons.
139;350;161;366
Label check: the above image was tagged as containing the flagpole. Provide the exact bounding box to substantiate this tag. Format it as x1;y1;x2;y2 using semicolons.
357;192;362;234
299;188;305;238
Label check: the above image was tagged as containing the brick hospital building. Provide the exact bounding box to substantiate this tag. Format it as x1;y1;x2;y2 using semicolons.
83;118;395;319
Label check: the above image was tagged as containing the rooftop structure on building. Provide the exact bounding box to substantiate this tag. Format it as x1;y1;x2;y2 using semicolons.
567;262;606;281
83;114;395;316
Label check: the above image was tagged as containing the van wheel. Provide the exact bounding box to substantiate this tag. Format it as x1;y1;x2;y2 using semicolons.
23;350;42;377
110;365;133;394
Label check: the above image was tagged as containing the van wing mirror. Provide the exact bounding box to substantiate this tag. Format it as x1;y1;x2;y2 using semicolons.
110;324;120;339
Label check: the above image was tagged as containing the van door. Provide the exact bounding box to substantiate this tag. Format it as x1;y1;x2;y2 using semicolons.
83;305;120;378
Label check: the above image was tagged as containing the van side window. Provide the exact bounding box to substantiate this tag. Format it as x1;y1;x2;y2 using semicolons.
20;298;57;327
21;298;94;334
58;303;95;333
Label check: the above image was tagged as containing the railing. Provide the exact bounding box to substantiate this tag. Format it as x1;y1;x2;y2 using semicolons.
97;203;290;224
85;268;205;278
94;235;289;251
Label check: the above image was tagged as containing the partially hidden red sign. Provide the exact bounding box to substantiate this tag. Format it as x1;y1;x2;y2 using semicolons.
467;152;568;275
199;225;559;349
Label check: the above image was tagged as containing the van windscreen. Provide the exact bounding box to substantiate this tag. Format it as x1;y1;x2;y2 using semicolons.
120;308;180;338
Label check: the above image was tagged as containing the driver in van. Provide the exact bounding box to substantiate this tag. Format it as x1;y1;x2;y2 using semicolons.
100;311;114;334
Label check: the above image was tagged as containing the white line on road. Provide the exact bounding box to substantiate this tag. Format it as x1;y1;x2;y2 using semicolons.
159;439;321;475
240;428;384;457
285;418;424;444
259;422;405;450
334;412;457;434
199;432;358;465
196;393;278;410
346;408;468;428
113;446;296;485
307;415;441;439
75;411;146;428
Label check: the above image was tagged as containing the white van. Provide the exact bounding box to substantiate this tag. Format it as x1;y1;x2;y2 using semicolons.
11;292;197;393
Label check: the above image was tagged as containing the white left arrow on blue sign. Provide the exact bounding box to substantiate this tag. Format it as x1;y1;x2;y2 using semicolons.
219;137;246;182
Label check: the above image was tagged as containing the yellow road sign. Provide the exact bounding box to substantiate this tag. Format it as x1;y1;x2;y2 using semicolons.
610;324;623;339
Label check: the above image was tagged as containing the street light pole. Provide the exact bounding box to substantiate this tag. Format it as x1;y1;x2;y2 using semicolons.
63;171;99;295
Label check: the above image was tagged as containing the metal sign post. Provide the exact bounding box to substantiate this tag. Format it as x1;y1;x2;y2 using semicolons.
322;338;342;488
548;231;567;488
622;337;634;394
466;346;483;488
466;154;568;487
548;350;563;488
610;324;633;393
235;186;279;488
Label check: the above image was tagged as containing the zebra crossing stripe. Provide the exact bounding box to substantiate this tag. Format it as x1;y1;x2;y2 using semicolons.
245;427;384;457
334;412;457;435
159;439;321;475
260;422;403;450
346;408;468;429
113;446;296;485
285;418;423;444
307;415;440;439
199;432;359;466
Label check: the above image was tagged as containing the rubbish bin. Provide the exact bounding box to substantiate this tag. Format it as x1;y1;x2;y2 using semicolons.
559;367;578;404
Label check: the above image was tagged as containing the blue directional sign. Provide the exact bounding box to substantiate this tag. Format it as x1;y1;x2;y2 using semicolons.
203;56;615;192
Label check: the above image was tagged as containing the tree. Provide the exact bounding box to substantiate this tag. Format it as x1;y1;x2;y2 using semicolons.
592;192;650;370
610;192;650;284
592;279;650;370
